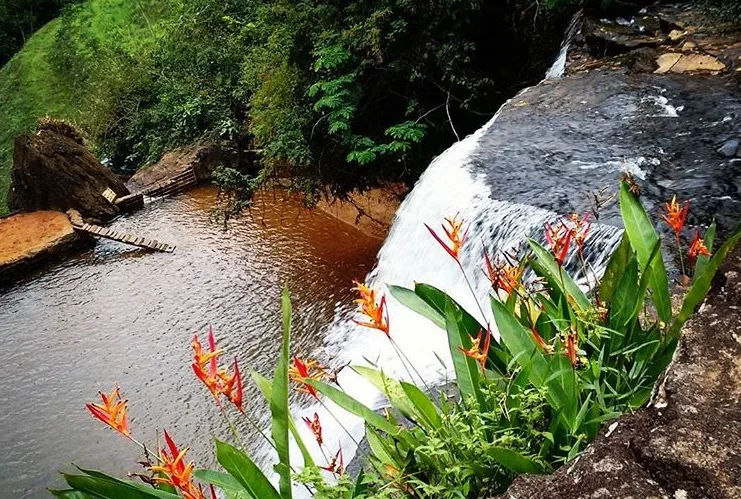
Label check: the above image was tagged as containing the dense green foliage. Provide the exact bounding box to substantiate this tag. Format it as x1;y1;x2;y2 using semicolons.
0;0;575;213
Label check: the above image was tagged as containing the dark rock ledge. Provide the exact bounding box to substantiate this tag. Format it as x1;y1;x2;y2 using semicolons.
496;247;741;499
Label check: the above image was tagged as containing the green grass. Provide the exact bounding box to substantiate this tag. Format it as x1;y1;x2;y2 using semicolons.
0;0;165;214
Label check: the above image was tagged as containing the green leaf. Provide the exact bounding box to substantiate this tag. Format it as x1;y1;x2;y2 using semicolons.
61;472;179;499
619;182;671;322
400;380;442;430
348;469;369;499
669;225;741;337
194;470;251;499
599;233;632;305
251;370;315;468
608;257;639;331
270;286;292;499
215;439;280;499
414;283;508;375
388;285;444;329
484;447;544;474
529;240;590;312
445;297;484;409
304;379;403;439
365;426;398;466
351;366;417;423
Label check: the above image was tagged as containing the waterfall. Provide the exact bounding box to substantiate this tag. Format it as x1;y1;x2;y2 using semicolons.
264;84;624;496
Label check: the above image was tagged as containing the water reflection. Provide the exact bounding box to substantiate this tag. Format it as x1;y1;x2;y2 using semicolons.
0;186;381;499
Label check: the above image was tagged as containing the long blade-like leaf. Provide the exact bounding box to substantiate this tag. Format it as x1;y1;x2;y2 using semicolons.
251;370;314;468
215;439;280;499
388;285;444;329
529;240;590;312
669;226;741;337
599;232;631;305
445;297;484;409
194;470;251;499
619;182;671;322
270;286;292;499
485;447;545;474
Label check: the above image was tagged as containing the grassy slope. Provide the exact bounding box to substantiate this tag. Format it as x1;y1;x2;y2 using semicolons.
0;0;162;214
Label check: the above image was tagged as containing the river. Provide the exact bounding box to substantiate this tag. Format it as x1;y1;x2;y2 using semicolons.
0;185;382;499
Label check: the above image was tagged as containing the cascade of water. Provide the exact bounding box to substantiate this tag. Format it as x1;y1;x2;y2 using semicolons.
266;88;623;495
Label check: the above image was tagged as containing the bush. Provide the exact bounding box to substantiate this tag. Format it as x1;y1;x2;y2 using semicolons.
54;183;740;499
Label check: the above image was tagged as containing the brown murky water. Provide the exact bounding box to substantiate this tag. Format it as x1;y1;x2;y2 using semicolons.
0;186;382;499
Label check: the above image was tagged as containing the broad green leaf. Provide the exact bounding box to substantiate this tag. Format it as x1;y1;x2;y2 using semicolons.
270;286;292;499
491;297;572;419
351;366;417;423
215;439;280;499
365;426;397;465
694;222;716;278
608;257;639;332
445;297;484;409
599;232;632;304
619;182;671;322
194;470;251;499
485;447;544;474
669;226;741;337
529;240;590;312
251;370;314;468
73;469;180;499
62;473;179;499
388;285;444;329
304;379;403;439
400;380;442;430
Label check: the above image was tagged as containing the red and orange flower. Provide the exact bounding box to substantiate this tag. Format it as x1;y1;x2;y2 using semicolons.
688;231;711;267
484;252;524;295
352;281;390;336
191;327;244;412
302;412;324;447
544;221;573;266
150;431;212;499
86;386;130;437
426;215;467;262
289;356;328;399
459;329;491;370
662;195;690;238
320;446;344;476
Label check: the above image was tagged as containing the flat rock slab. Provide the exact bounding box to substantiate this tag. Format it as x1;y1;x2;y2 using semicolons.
496;247;741;499
0;211;90;285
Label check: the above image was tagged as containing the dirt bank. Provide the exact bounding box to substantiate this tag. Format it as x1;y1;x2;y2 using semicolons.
316;184;408;240
0;211;90;285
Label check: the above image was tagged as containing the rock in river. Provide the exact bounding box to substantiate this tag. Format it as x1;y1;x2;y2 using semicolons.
7;127;129;223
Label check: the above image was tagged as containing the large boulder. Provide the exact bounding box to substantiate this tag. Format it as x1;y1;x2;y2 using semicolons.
126;142;239;192
8;128;129;223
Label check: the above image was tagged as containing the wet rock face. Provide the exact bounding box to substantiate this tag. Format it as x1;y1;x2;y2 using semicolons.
496;247;741;499
126;142;239;192
8;130;129;223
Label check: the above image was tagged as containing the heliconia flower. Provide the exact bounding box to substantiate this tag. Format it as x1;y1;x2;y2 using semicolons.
352;281;390;336
86;386;130;437
289;356;328;399
320;446;344;475
150;431;208;499
544;221;573;266
458;329;491;370
425;215;467;262
662;195;690;238
302;412;323;447
191;328;243;412
483;251;524;295
688;231;711;267
565;332;578;368
568;213;592;256
530;327;553;354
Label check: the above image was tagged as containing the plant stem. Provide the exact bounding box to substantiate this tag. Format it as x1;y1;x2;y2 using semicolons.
318;398;361;447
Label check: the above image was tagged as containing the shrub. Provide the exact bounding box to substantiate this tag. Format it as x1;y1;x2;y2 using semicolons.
54;182;740;499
